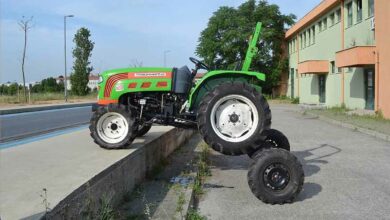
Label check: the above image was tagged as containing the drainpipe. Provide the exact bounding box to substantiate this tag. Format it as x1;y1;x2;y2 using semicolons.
375;51;379;112
340;0;345;105
297;34;300;98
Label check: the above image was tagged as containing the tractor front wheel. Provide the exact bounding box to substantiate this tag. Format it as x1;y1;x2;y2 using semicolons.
90;104;135;149
197;82;271;155
247;148;304;204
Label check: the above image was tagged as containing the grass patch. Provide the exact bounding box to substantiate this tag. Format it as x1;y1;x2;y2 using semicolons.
193;143;211;196
309;106;390;136
0;92;97;105
264;95;299;104
187;208;207;220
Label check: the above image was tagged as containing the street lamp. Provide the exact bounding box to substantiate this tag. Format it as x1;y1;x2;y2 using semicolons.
163;50;170;67
64;14;74;102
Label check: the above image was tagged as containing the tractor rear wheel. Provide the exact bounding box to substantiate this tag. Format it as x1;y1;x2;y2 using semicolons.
90;104;135;149
197;81;271;155
247;148;304;204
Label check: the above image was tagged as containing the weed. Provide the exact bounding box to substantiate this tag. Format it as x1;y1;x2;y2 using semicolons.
176;191;186;219
98;195;115;220
187;209;207;220
40;188;51;214
192;143;211;197
291;97;299;104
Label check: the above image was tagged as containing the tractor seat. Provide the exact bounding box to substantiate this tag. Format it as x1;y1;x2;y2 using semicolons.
172;66;193;94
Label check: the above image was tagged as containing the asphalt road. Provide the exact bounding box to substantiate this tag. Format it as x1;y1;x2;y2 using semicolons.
198;104;390;220
0;106;91;142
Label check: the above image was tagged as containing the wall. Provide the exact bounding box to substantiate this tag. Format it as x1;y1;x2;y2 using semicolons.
300;74;319;104
344;67;366;109
376;0;390;118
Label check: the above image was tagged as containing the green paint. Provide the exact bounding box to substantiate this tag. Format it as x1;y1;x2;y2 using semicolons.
188;70;265;109
242;22;262;71
98;67;172;100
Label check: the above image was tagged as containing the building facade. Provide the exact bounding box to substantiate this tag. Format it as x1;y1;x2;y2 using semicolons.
285;0;390;117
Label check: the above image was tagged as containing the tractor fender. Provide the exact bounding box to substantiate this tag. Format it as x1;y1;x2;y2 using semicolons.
188;70;266;111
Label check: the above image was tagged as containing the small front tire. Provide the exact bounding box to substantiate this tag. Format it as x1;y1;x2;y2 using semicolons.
247;129;290;158
247;148;304;204
89;104;135;149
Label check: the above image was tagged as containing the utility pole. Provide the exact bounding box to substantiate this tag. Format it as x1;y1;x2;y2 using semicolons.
163;50;170;67
64;15;74;102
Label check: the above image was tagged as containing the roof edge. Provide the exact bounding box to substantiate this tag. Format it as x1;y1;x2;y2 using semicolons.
286;0;339;39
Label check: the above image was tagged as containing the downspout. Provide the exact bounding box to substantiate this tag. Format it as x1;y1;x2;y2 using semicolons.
297;35;300;98
340;0;345;105
375;51;379;112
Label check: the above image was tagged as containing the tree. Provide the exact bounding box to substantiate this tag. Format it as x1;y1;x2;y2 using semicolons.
71;27;94;95
196;0;296;93
18;16;34;102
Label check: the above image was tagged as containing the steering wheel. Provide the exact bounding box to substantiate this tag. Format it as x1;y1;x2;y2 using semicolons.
189;57;209;70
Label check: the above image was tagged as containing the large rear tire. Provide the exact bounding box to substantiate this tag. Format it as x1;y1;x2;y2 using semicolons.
197;82;271;155
247;148;304;204
89;104;135;149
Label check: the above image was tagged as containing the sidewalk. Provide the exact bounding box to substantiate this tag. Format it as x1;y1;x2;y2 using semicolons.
0;126;174;219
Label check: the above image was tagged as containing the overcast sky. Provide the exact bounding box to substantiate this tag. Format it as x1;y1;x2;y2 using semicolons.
0;0;321;83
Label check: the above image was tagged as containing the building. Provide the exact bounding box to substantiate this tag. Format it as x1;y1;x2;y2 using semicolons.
285;0;390;118
56;74;100;91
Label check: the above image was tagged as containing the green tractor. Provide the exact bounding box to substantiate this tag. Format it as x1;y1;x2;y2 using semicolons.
90;22;304;204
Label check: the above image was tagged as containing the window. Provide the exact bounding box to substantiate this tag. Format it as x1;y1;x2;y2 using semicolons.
323;18;327;30
308;30;311;46
330;13;335;26
356;0;362;22
368;0;374;17
347;2;353;27
303;32;306;48
300;34;303;49
338;67;342;73
312;26;315;44
330;61;335;73
318;21;322;32
336;9;341;23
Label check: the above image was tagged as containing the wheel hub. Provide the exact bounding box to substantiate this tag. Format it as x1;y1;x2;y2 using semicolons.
96;112;129;144
263;163;290;191
210;95;259;142
229;112;240;124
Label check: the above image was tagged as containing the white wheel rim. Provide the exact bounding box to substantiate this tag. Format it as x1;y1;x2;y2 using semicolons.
97;112;129;144
210;94;259;143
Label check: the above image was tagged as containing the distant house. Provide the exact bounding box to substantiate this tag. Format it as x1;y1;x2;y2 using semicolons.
56;74;100;91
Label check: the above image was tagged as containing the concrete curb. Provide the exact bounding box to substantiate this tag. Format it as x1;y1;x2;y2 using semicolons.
45;128;195;219
0;102;94;115
304;111;390;142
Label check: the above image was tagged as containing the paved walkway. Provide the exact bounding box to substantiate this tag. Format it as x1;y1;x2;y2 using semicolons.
0;126;173;220
198;104;390;220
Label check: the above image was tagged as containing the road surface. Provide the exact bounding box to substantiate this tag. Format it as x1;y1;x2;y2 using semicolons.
198;104;390;220
0;106;91;142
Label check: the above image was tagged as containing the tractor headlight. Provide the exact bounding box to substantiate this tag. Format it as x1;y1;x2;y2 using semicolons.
98;76;103;84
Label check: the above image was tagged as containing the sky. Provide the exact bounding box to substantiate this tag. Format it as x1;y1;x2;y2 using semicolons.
0;0;321;83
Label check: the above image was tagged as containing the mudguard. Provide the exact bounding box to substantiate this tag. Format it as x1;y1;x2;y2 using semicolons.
188;70;266;110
